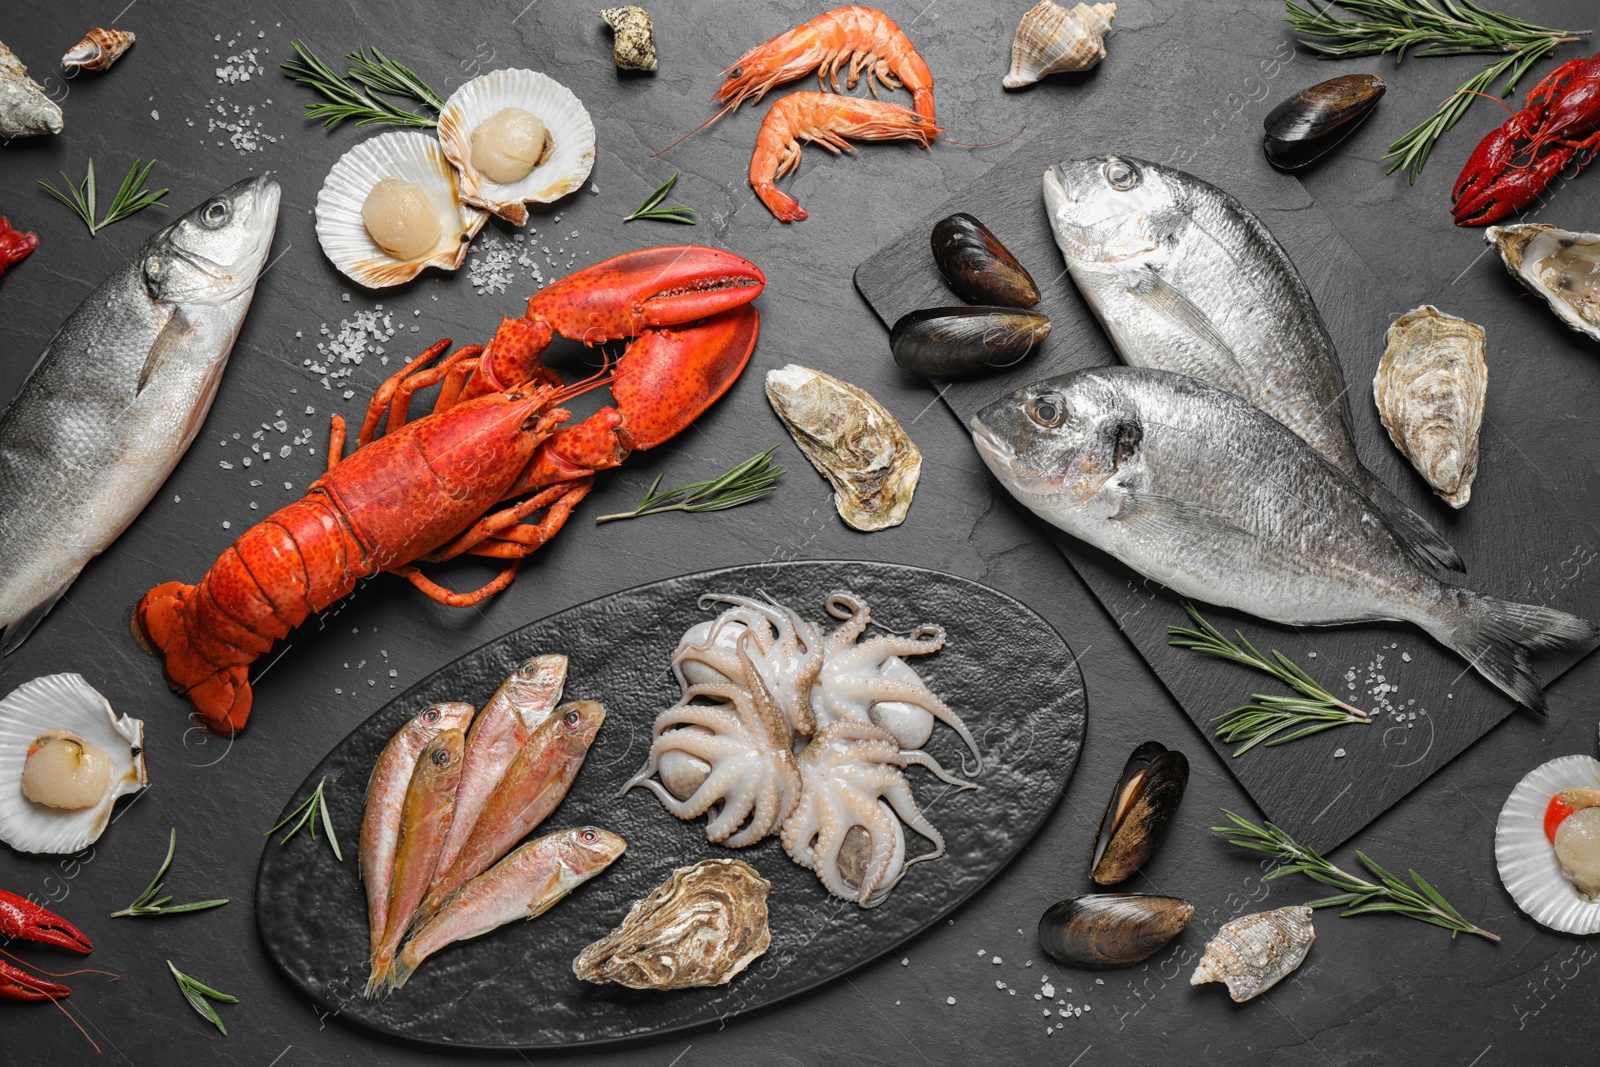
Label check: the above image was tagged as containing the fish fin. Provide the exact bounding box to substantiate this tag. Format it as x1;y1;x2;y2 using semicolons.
1430;593;1597;714
1125;271;1248;380
136;306;196;395
0;581;71;655
385;956;415;993
1116;492;1258;546
1358;477;1466;574
363;955;391;1000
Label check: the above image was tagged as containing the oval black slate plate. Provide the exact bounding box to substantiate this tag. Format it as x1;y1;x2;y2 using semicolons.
255;560;1086;1050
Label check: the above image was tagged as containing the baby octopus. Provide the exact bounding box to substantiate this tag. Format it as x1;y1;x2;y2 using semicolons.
673;594;823;735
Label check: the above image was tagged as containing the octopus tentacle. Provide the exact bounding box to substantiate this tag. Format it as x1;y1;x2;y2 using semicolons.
823;590;871;652
900;749;976;789
821;676;982;777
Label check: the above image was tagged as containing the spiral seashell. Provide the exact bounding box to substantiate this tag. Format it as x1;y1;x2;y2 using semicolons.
1190;905;1315;1002
1373;305;1486;509
600;7;657;72
1004;1;1116;90
62;28;136;72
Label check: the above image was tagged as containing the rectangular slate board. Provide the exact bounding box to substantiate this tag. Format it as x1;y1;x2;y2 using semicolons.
851;63;1600;851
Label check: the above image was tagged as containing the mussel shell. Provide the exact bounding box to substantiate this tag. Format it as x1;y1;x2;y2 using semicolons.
1038;893;1193;968
890;306;1052;380
931;213;1042;307
1262;73;1386;171
1089;741;1188;885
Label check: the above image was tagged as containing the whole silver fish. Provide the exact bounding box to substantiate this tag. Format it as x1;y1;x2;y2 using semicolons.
1042;156;1463;574
970;367;1595;711
0;177;280;651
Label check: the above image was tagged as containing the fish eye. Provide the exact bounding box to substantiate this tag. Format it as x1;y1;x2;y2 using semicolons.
1027;393;1066;428
201;199;232;228
580;829;598;843
563;709;581;727
1104;159;1140;191
432;748;451;767
423;709;440;723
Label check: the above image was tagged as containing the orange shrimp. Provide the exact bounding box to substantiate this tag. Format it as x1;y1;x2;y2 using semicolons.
749;92;940;222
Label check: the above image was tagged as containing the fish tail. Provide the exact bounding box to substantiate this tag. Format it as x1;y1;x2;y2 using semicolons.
385;955;416;993
1429;590;1597;713
362;954;392;1000
0;581;71;655
1361;477;1466;574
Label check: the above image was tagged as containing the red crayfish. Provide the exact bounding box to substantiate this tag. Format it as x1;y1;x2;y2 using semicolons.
0;888;92;1002
1452;52;1600;226
0;218;38;278
135;245;765;734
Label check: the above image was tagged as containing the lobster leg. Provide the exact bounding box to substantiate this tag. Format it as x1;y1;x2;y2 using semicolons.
0;891;91;954
424;481;584;561
388;346;485;432
394;564;518;607
358;339;452;446
465;480;595;559
0;958;70;1001
326;416;347;472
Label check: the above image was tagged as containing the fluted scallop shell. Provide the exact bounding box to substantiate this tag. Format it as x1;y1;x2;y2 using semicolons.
765;364;922;532
0;40;63;138
62;28;136;71
0;674;146;855
573;858;771;989
437;69;596;225
1004;1;1116;89
600;7;658;72
1495;754;1600;935
315;130;488;289
1373;305;1486;509
1190;905;1314;1002
1487;223;1600;343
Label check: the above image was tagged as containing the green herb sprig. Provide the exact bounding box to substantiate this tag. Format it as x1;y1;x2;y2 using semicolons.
1169;603;1370;757
624;173;698;224
38;158;168;236
281;41;440;128
111;829;229;918
167;960;239;1035
1214;810;1500;941
595;447;783;523
264;776;343;861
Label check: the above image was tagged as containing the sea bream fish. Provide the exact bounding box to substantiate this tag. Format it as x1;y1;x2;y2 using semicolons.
970;367;1596;712
0;177;280;652
1041;156;1464;574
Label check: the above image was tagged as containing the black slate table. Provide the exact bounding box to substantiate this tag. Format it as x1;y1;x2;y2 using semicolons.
2;1;1597;1064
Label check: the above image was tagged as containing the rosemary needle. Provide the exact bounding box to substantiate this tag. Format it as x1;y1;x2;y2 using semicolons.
624;173;698;224
264;776;344;861
168;960;239;1035
38;158;168;237
595;447;783;523
111;829;229;918
281;40;439;129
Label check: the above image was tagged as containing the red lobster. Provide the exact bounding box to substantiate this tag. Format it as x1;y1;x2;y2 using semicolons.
135;246;765;734
0;889;91;1002
1452;53;1600;226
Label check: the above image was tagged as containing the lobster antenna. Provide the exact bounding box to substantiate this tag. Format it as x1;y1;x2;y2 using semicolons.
651;101;740;158
550;355;616;404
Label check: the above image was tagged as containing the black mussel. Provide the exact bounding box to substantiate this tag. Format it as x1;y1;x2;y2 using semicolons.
1038;894;1194;968
931;213;1042;307
889;306;1052;380
1089;741;1188;886
1263;73;1386;171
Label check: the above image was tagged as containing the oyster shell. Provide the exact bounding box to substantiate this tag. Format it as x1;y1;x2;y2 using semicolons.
1190;905;1315;1002
1495;754;1600;934
1372;305;1486;509
573;858;770;989
1262;73;1385;171
0;674;146;854
1089;741;1188;885
890;306;1052;380
437;69;596;225
765;364;922;532
1004;1;1116;90
0;40;63;138
62;28;136;72
931;213;1041;307
600;7;658;72
1037;894;1193;967
1487;223;1600;342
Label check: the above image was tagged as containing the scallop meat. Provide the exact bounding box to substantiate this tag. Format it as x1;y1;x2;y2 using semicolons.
1496;754;1600;934
1004;1;1116;90
1486;223;1600;342
1190;905;1315;1002
1373;304;1486;508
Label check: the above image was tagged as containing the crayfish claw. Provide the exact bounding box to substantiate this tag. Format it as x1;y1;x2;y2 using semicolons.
0;890;92;955
0;958;72;1001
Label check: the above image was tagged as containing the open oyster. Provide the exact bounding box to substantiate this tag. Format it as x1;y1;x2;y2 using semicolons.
1373;305;1486;508
1496;754;1600;934
765;364;922;531
1486;223;1600;342
573;858;770;989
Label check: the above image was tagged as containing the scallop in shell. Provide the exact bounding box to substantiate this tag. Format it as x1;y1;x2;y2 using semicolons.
1495;754;1600;934
1486;223;1600;342
0;674;146;855
316;130;488;289
437;69;596;225
1190;905;1315;1002
765;364;922;532
1372;305;1486;509
62;28;136;72
573;858;771;989
1004;1;1116;90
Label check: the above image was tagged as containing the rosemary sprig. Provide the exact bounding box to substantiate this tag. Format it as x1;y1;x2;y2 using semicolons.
1213;810;1500;941
1169;603;1370;757
624;173;698;224
344;46;444;111
263;776;344;861
111;829;229;918
38;158;168;236
595;447;783;523
281;41;438;128
167;960;239;1035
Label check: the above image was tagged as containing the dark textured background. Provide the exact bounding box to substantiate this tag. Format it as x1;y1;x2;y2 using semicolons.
1;1;1597;1064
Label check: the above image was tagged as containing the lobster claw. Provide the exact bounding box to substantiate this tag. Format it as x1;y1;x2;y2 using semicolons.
1453;147;1569;226
0;958;71;1002
0;890;92;954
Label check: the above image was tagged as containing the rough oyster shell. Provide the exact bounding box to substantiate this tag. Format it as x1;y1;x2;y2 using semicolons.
600;7;658;72
0;674;146;854
1495;754;1600;934
1487;223;1600;342
62;28;136;72
573;858;770;989
1373;305;1486;509
0;40;63;138
1038;893;1193;967
1088;741;1188;885
437;69;596;225
315;130;489;289
1004;1;1116;90
765;364;922;532
1190;905;1314;1002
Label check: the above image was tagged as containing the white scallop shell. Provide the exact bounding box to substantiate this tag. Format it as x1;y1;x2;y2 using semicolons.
315;130;488;289
437;69;596;225
1495;754;1600;935
0;674;146;855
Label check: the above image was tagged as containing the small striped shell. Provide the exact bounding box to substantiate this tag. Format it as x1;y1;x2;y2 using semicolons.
437;69;596;225
1496;754;1600;935
1004;2;1116;90
62;28;136;72
1190;905;1314;1002
315;130;488;289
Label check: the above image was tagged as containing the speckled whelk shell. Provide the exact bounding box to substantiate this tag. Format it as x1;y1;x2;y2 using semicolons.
600;7;657;72
1088;741;1188;885
1486;223;1600;343
437;69;596;225
0;674;146;855
1262;73;1385;171
1495;754;1600;935
573;858;771;989
0;39;64;138
1190;905;1315;1002
765;364;922;532
1037;894;1193;967
1004;1;1116;90
1373;305;1486;509
315;130;489;289
62;28;136;72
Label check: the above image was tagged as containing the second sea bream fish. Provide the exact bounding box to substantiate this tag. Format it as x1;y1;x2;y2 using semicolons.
970;367;1596;712
1041;156;1463;573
